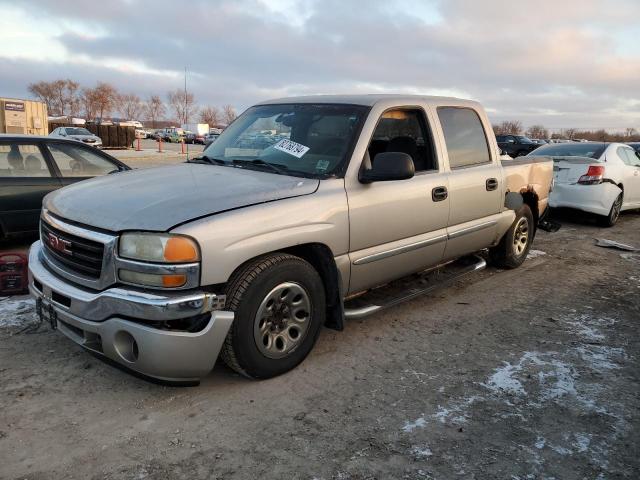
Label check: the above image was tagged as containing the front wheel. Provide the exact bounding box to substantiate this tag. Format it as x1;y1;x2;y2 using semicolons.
220;253;325;379
599;192;622;227
490;204;534;269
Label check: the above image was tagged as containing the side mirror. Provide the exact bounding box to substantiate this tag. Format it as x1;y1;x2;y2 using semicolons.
360;152;415;183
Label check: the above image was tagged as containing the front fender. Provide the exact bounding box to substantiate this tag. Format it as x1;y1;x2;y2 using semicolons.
172;179;349;286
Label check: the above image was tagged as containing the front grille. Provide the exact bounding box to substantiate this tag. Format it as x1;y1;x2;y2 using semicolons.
41;220;105;279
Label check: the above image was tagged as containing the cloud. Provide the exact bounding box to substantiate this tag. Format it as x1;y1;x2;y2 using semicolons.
1;0;639;129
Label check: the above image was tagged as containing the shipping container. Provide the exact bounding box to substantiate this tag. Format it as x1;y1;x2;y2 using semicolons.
0;97;48;135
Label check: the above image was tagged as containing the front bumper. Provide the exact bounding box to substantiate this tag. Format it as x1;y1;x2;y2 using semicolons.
549;182;621;217
28;241;234;383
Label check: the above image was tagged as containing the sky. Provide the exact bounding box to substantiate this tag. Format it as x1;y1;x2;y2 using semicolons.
1;0;639;131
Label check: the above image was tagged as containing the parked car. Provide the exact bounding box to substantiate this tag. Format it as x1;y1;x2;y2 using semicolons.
627;142;640;154
528;142;640;226
160;127;185;143
495;135;539;157
28;95;553;383
0;135;129;239
50;127;102;148
183;131;196;144
203;132;219;147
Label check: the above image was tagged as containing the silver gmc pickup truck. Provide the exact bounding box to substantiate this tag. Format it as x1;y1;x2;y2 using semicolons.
28;95;553;384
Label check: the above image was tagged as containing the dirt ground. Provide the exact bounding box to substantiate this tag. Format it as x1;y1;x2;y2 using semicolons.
1;211;639;480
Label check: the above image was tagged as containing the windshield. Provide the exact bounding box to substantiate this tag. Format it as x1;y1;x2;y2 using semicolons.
514;136;534;144
528;143;607;159
65;127;92;136
202;103;369;178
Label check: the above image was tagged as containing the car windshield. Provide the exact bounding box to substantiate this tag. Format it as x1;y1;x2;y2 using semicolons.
514;136;534;144
65;128;92;135
202;103;369;178
528;143;607;159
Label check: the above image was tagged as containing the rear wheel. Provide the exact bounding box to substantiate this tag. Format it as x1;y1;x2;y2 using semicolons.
490;204;534;269
220;253;325;379
600;192;622;227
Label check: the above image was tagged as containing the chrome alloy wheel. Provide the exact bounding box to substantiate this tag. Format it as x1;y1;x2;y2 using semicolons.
513;216;530;255
253;282;312;359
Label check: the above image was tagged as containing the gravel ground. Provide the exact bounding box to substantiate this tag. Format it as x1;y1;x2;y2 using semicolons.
0;211;638;480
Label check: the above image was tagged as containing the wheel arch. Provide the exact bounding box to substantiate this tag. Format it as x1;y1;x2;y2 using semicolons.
220;242;345;331
520;189;540;228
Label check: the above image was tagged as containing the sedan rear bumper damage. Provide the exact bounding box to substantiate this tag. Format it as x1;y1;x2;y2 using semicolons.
28;241;234;383
549;182;621;216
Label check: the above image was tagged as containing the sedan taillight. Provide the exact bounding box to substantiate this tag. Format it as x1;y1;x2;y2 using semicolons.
577;165;605;185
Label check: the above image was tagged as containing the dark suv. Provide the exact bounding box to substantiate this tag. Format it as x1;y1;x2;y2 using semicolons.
496;135;540;157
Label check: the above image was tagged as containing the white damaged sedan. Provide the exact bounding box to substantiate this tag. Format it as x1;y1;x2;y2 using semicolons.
528;142;640;226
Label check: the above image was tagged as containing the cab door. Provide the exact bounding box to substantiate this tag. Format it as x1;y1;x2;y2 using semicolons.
433;106;503;261
346;106;450;293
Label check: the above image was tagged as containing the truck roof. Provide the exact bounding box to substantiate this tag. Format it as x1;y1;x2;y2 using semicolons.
257;94;480;109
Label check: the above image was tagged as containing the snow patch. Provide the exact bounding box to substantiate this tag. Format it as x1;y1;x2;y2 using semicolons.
573;433;591;453
0;297;35;328
410;445;433;458
402;416;427;432
483;361;527;396
526;249;546;259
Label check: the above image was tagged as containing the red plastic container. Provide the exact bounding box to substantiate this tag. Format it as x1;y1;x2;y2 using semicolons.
0;252;29;295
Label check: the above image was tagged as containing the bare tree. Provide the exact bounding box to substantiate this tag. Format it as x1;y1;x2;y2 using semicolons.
222;104;237;125
525;124;549;139
28;81;57;114
168;89;197;125
625;127;637;138
80;87;100;120
562;128;579;140
81;82;118;121
493;120;523;135
65;80;81;117
200;105;221;126
144;95;166;129
117;93;143;120
28;79;80;116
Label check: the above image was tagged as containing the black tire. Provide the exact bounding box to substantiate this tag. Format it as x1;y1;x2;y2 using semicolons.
490;204;534;269
599;192;622;227
220;253;326;379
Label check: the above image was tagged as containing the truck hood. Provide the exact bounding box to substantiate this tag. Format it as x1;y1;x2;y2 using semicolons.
44;164;320;231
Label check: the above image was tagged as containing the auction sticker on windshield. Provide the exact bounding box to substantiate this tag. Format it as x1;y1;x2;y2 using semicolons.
273;139;310;158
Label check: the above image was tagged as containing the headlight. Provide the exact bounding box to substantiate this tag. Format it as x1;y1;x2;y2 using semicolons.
119;233;199;263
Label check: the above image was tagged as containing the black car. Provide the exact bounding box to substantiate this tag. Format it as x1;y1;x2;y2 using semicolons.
496;135;540;157
627;142;640;154
0;135;129;239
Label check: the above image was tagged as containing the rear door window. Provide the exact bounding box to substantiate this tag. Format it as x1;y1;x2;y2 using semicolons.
47;143;119;177
618;147;640;167
0;143;53;177
437;107;491;169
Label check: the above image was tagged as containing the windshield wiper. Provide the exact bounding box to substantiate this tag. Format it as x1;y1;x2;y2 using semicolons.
188;155;227;165
232;159;288;175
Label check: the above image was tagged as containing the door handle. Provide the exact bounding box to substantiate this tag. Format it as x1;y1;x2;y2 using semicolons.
486;178;498;191
432;186;448;202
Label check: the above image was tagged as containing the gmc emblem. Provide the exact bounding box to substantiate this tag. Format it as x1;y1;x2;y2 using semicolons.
48;232;72;255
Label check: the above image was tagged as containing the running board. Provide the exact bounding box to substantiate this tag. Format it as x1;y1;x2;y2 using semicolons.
343;254;487;320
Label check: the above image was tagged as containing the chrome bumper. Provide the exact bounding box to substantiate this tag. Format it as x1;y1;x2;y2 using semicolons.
28;241;234;383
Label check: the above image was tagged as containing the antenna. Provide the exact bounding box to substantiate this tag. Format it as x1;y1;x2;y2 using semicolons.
184;66;189;159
